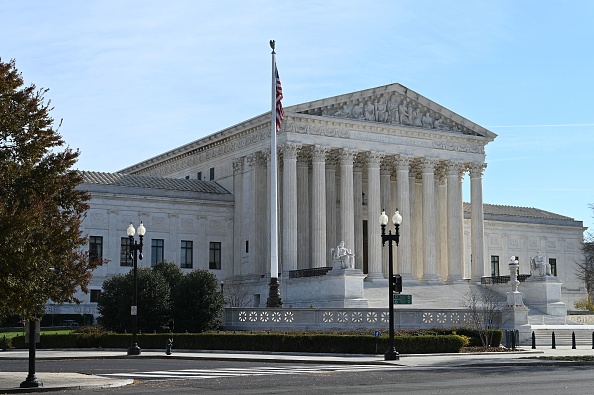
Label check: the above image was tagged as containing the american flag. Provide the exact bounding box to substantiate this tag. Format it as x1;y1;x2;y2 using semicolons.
274;63;284;133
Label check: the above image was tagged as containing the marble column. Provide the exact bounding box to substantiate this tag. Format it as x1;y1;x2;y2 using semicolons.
311;145;328;268
366;151;384;280
421;158;439;283
446;161;464;283
325;155;337;267
380;158;393;278
437;166;448;280
232;158;244;276
353;157;364;271
297;152;310;269
470;162;487;282
280;143;300;273
396;155;412;279
339;149;356;253
413;172;423;280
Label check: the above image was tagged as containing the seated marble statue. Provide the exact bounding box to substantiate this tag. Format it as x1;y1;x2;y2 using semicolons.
530;251;551;277
331;241;355;269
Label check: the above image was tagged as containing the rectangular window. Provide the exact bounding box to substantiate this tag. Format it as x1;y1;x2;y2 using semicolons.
209;242;221;270
549;258;557;276
197;171;202;180
89;236;103;264
151;239;164;267
180;240;193;269
120;237;132;266
90;289;101;303
209;167;215;180
490;255;500;277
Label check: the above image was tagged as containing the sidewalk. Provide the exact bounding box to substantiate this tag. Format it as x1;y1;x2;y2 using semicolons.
1;346;593;393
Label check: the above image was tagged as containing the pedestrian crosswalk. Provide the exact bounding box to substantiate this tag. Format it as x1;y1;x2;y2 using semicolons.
102;364;399;381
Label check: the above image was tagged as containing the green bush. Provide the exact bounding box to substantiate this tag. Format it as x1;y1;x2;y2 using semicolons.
11;332;467;354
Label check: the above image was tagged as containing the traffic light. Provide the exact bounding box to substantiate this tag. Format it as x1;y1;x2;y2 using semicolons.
392;275;402;293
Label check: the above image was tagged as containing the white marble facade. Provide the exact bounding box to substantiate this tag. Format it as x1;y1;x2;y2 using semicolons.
67;83;586;314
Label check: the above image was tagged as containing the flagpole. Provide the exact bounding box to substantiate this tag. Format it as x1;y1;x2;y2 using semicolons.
266;40;282;308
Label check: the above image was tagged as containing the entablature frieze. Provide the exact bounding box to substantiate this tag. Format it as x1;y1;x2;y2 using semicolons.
284;119;486;156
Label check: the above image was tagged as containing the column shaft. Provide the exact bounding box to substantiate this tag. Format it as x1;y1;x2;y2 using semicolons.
366;152;384;280
396;156;412;279
380;160;392;278
421;158;438;283
281;143;300;273
339;149;356;252
353;159;364;271
311;146;328;268
470;163;487;282
297;155;310;269
325;159;337;266
446;161;464;282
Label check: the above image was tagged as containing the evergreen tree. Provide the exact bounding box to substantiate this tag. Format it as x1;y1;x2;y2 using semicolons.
97;268;170;333
0;59;97;320
172;270;223;332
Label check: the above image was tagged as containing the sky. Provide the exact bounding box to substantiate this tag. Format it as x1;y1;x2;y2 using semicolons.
2;0;593;233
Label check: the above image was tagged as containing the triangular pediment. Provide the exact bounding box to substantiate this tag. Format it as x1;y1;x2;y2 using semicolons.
286;83;496;139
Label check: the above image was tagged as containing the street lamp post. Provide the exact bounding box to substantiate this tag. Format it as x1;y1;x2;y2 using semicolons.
380;209;402;361
127;222;145;356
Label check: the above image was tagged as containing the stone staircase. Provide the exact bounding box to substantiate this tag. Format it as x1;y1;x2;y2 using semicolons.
530;327;594;348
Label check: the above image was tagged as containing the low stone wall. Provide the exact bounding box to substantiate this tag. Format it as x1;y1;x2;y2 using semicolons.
223;307;477;331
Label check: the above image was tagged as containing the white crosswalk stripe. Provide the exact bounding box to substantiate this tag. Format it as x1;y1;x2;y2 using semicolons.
102;364;399;381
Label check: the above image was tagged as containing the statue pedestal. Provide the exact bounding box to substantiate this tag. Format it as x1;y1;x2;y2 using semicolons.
522;276;566;316
284;269;368;308
501;301;532;344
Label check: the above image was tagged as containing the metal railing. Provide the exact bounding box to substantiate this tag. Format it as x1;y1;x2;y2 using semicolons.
289;266;333;279
481;274;531;285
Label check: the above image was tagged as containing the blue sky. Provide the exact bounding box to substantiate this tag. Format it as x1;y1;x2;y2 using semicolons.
2;0;593;232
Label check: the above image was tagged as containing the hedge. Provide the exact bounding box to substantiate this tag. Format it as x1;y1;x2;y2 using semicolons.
10;332;468;354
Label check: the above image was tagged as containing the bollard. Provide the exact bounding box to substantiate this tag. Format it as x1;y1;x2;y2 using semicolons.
1;335;6;351
166;338;173;355
531;331;536;349
572;332;576;349
552;332;556;349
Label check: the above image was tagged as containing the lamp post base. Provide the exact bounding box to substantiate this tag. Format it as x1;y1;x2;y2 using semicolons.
127;344;141;356
266;277;283;308
20;375;41;388
384;347;400;361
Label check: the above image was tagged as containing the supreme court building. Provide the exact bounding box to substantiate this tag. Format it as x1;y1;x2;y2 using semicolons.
64;83;586;319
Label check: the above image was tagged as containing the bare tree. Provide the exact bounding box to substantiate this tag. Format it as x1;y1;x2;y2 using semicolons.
464;287;505;348
223;282;254;308
576;244;594;296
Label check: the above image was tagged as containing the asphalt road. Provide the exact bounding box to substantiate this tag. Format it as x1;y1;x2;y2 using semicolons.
3;358;594;394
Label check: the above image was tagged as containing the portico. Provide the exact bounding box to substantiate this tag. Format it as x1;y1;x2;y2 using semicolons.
124;83;495;292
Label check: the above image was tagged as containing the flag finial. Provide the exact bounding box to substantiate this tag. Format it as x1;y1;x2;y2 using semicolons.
270;40;276;54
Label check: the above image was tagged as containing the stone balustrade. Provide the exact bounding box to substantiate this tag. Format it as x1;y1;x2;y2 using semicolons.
223;307;478;331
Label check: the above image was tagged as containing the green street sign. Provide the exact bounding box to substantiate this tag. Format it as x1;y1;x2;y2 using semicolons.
393;294;412;305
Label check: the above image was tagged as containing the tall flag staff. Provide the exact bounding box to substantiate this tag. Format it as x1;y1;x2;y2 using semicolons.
266;40;283;307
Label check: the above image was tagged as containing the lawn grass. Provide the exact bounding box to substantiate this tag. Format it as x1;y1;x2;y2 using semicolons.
0;328;73;342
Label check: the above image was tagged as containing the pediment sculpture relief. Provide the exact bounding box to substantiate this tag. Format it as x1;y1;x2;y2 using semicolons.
305;93;476;136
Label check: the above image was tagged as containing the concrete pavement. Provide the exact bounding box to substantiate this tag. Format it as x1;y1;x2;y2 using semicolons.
1;346;593;393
